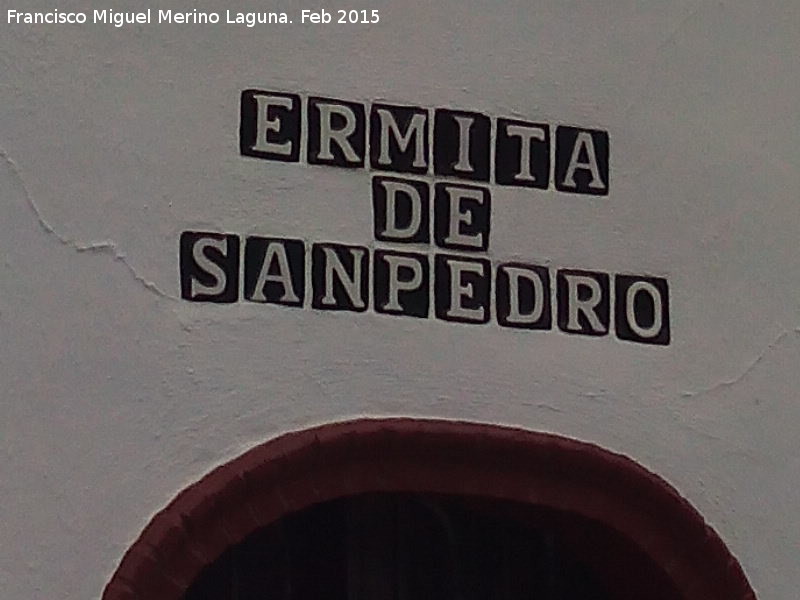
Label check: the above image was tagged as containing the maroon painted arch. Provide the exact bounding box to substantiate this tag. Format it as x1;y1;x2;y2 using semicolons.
103;418;756;600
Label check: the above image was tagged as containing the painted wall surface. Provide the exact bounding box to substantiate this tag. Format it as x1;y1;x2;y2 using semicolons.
1;2;798;598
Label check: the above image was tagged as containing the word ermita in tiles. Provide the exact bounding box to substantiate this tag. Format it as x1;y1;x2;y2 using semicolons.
178;89;670;346
238;89;610;195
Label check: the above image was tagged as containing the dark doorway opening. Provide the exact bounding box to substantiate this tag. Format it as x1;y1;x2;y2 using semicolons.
104;419;755;600
184;492;680;600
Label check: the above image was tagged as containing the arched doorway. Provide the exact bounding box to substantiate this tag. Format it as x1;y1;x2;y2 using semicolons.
103;419;755;600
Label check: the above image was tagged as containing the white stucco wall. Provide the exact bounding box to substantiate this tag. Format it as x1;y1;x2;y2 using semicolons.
1;1;798;598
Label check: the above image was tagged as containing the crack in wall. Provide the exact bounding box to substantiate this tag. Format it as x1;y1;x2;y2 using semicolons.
3;145;796;401
0;146;179;302
680;327;800;398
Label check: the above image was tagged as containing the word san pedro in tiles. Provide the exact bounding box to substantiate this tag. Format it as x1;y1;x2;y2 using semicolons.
178;89;670;346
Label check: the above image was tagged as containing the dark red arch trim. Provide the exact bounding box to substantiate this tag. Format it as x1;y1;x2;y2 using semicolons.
103;418;756;600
